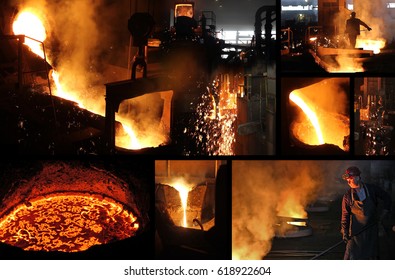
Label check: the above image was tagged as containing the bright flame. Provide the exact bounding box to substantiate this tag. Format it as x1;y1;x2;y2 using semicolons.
356;38;386;54
12;11;46;58
115;115;143;150
289;90;324;145
51;71;84;108
12;8;164;150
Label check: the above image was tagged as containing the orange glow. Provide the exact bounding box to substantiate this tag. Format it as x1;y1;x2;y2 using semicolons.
289;80;349;150
171;181;193;227
356;38;385;54
12;9;167;150
329;55;364;73
0;193;139;252
194;77;237;155
12;11;46;58
287;221;307;226
289;90;324;145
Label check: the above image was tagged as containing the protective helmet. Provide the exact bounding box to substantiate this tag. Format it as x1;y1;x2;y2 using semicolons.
342;166;361;180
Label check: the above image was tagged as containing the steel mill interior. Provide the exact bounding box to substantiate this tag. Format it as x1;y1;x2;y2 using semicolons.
0;0;395;262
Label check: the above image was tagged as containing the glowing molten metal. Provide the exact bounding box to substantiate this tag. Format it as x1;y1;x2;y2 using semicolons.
356;38;386;54
12;8;164;150
171;182;192;227
289;79;349;150
12;11;46;58
289;90;324;145
0;193;139;252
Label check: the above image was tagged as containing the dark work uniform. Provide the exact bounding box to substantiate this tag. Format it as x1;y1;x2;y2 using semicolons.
345;17;371;48
341;183;392;259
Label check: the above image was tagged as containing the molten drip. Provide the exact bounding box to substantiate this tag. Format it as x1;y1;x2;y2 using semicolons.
0;193;139;252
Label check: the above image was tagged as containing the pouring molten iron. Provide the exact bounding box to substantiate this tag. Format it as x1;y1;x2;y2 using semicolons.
12;8;167;151
289;79;349;151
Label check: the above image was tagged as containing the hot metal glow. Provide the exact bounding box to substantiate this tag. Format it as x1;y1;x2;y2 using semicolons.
356;38;386;54
171;183;192;227
12;11;46;58
0;193;139;252
189;79;236;155
289;91;324;144
12;8;164;150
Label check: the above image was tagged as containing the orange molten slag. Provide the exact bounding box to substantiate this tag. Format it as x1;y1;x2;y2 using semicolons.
0;193;139;252
289;87;349;150
12;9;164;150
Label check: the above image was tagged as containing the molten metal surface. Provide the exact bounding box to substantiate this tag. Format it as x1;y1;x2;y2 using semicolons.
0;193;139;252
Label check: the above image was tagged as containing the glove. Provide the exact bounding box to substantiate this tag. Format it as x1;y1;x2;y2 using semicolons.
342;234;350;243
368;27;372;31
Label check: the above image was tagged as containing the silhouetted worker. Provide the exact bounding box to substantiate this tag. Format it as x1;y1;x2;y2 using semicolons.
345;11;372;48
341;166;392;260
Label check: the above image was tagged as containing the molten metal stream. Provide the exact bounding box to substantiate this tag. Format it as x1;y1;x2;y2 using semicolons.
171;183;191;227
289;91;324;144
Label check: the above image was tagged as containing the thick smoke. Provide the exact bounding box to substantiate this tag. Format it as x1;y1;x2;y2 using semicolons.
232;161;322;259
353;0;392;42
335;1;394;43
231;160;379;260
13;0;172;145
13;0;130;114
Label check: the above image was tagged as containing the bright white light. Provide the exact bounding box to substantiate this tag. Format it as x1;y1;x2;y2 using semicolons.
281;5;313;11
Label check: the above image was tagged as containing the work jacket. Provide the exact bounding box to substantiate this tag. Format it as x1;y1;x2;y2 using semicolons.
341;183;392;259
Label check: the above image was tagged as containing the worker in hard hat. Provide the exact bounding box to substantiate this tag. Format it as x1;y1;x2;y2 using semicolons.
341;166;392;259
345;11;372;48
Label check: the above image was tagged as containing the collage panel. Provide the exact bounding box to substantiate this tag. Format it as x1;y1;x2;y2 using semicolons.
232;160;395;260
355;77;395;156
0;158;154;260
281;0;395;74
0;0;276;156
281;77;350;155
155;159;230;260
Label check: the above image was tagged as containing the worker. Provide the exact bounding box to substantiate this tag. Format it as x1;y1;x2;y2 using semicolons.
345;11;372;48
341;166;392;259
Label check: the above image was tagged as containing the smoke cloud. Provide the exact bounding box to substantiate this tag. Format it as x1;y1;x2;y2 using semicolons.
231;160;375;260
232;160;395;260
12;0;173;146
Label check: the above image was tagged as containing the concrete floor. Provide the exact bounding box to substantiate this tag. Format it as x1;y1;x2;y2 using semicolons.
266;197;395;260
